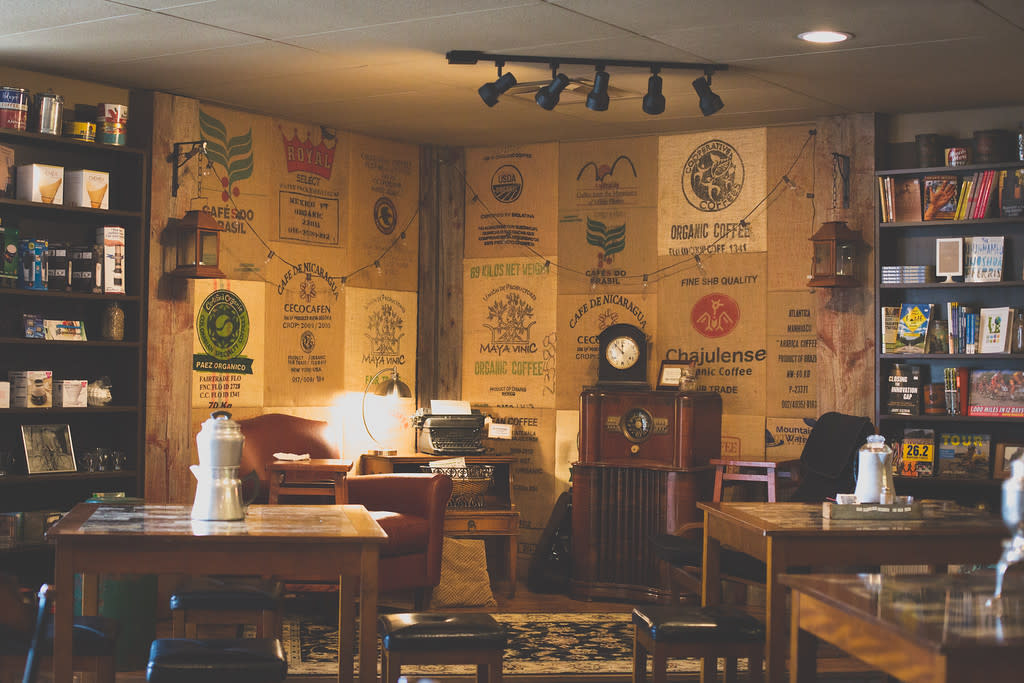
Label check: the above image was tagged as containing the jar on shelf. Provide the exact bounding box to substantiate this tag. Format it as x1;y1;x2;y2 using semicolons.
101;301;125;341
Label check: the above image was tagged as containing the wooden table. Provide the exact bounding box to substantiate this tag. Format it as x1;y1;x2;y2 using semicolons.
699;501;1007;683
782;571;1024;682
46;503;387;683
267;458;351;503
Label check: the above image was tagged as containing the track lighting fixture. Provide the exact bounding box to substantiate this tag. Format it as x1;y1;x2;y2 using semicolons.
586;67;610;112
447;50;727;116
693;71;724;116
536;69;569;110
642;69;665;115
478;68;517;107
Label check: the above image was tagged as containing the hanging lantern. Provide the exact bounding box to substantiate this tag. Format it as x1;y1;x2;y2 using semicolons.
173;209;225;278
807;220;863;288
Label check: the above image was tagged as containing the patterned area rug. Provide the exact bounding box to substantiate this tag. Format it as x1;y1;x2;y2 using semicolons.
284;610;718;676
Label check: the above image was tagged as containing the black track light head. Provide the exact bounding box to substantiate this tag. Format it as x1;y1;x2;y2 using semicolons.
693;73;724;116
478;71;517;107
536;72;570;110
642;72;665;115
586;69;610;111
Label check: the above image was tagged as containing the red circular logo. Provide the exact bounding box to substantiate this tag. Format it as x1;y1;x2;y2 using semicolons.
690;293;740;338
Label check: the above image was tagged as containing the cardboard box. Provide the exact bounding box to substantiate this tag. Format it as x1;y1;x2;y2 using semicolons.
18;239;47;290
53;379;88;407
96;225;125;294
8;370;52;408
0;380;9;408
65;169;109;209
16;163;63;204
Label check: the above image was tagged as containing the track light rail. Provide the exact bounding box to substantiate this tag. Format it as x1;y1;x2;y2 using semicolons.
446;50;728;74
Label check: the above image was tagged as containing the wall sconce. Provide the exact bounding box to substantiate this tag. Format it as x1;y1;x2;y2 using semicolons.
362;366;412;453
173;209;225;278
807;221;864;288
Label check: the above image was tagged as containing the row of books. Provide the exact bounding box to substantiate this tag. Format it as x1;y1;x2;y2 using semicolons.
891;428;1020;479
881;265;933;284
883;235;1005;285
881;302;1021;355
878;169;1024;223
887;364;1024;417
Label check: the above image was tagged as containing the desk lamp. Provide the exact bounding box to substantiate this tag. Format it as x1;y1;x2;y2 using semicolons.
362;367;412;453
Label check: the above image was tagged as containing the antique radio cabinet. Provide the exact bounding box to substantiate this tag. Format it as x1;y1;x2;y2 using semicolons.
571;388;721;602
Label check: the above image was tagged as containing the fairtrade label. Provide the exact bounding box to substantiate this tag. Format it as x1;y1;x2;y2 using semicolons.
191;279;265;409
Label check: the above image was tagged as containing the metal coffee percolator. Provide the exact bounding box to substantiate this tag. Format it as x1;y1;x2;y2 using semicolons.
191;410;246;520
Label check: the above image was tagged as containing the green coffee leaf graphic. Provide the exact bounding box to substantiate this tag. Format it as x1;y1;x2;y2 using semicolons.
585;217;626;257
199;108;254;200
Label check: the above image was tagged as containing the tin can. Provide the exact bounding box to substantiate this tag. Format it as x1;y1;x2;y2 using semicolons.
33;91;63;135
62;120;95;142
0;87;30;131
96;103;128;145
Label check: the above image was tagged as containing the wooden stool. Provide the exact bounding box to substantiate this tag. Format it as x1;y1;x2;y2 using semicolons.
378;613;507;683
632;605;764;683
146;638;286;683
170;577;282;639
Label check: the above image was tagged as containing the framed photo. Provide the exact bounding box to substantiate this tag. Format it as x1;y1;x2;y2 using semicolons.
20;424;76;474
935;237;963;283
995;442;1024;479
657;359;696;390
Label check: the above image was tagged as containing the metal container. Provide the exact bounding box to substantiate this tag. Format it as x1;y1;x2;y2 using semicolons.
33;91;63;135
0;86;30;131
62;120;95;142
96;103;128;145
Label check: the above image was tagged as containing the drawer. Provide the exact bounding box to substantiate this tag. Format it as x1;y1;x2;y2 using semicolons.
444;510;519;535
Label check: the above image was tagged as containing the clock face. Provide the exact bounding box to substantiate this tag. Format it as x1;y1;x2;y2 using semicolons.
620;407;654;442
605;335;640;370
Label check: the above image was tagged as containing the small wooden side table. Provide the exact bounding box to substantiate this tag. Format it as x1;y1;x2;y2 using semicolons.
267;459;351;504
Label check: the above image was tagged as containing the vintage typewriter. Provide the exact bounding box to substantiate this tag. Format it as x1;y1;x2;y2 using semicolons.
412;409;485;455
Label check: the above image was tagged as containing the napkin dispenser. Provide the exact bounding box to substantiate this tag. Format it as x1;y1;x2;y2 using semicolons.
413;411;485;455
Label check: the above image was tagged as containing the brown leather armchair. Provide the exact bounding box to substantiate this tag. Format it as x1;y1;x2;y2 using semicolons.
237;413;454;606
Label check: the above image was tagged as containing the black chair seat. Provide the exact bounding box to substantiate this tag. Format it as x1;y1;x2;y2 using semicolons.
0;615;120;656
632;605;764;643
146;638;286;683
378;613;507;652
650;533;767;584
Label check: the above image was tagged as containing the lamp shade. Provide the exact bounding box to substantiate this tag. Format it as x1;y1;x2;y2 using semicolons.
362;366;412;449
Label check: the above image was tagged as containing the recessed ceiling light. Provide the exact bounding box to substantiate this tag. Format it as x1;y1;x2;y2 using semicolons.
798;30;853;44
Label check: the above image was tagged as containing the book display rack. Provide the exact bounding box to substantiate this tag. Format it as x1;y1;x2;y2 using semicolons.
876;154;1024;509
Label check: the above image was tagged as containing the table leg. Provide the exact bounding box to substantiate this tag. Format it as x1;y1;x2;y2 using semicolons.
334;476;349;504
339;575;355;683
358;546;379;683
789;591;817;683
765;538;788;683
700;515;722;682
53;544;74;683
507;535;517;597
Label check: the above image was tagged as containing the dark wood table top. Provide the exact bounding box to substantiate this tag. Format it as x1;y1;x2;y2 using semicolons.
781;571;1024;650
698;501;1006;536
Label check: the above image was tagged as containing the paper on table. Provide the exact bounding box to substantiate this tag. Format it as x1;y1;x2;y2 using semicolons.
272;452;311;461
429;456;467;469
430;399;472;415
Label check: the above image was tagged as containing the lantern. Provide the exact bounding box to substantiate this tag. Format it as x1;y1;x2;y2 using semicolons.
807;221;863;288
173;209;225;278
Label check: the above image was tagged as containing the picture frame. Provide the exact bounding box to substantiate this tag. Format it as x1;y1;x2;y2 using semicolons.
935;237;963;283
995;442;1024;479
657;359;697;391
20;424;76;474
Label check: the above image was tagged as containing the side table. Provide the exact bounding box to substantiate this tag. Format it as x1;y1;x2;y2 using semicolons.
267;459;351;504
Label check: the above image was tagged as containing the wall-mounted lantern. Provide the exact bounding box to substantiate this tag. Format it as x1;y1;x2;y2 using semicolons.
173;209;225;278
807;220;864;288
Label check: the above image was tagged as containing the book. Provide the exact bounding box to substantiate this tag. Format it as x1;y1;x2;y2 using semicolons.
895;303;934;352
886;363;922;416
963;235;1004;283
937;432;991;478
880;306;901;353
943;366;970;416
898;427;936;477
967;369;1024;417
921;175;959;220
926;319;949;354
979;306;1013;353
892;178;922;222
1000;168;1024;218
878;176;889;222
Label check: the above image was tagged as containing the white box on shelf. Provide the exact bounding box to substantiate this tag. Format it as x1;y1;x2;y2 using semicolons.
64;169;109;209
53;380;88;408
0;380;9;408
16;164;64;204
8;370;52;408
96;225;125;294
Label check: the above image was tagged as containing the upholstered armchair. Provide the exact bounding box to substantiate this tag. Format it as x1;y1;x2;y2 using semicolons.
237;413;454;606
